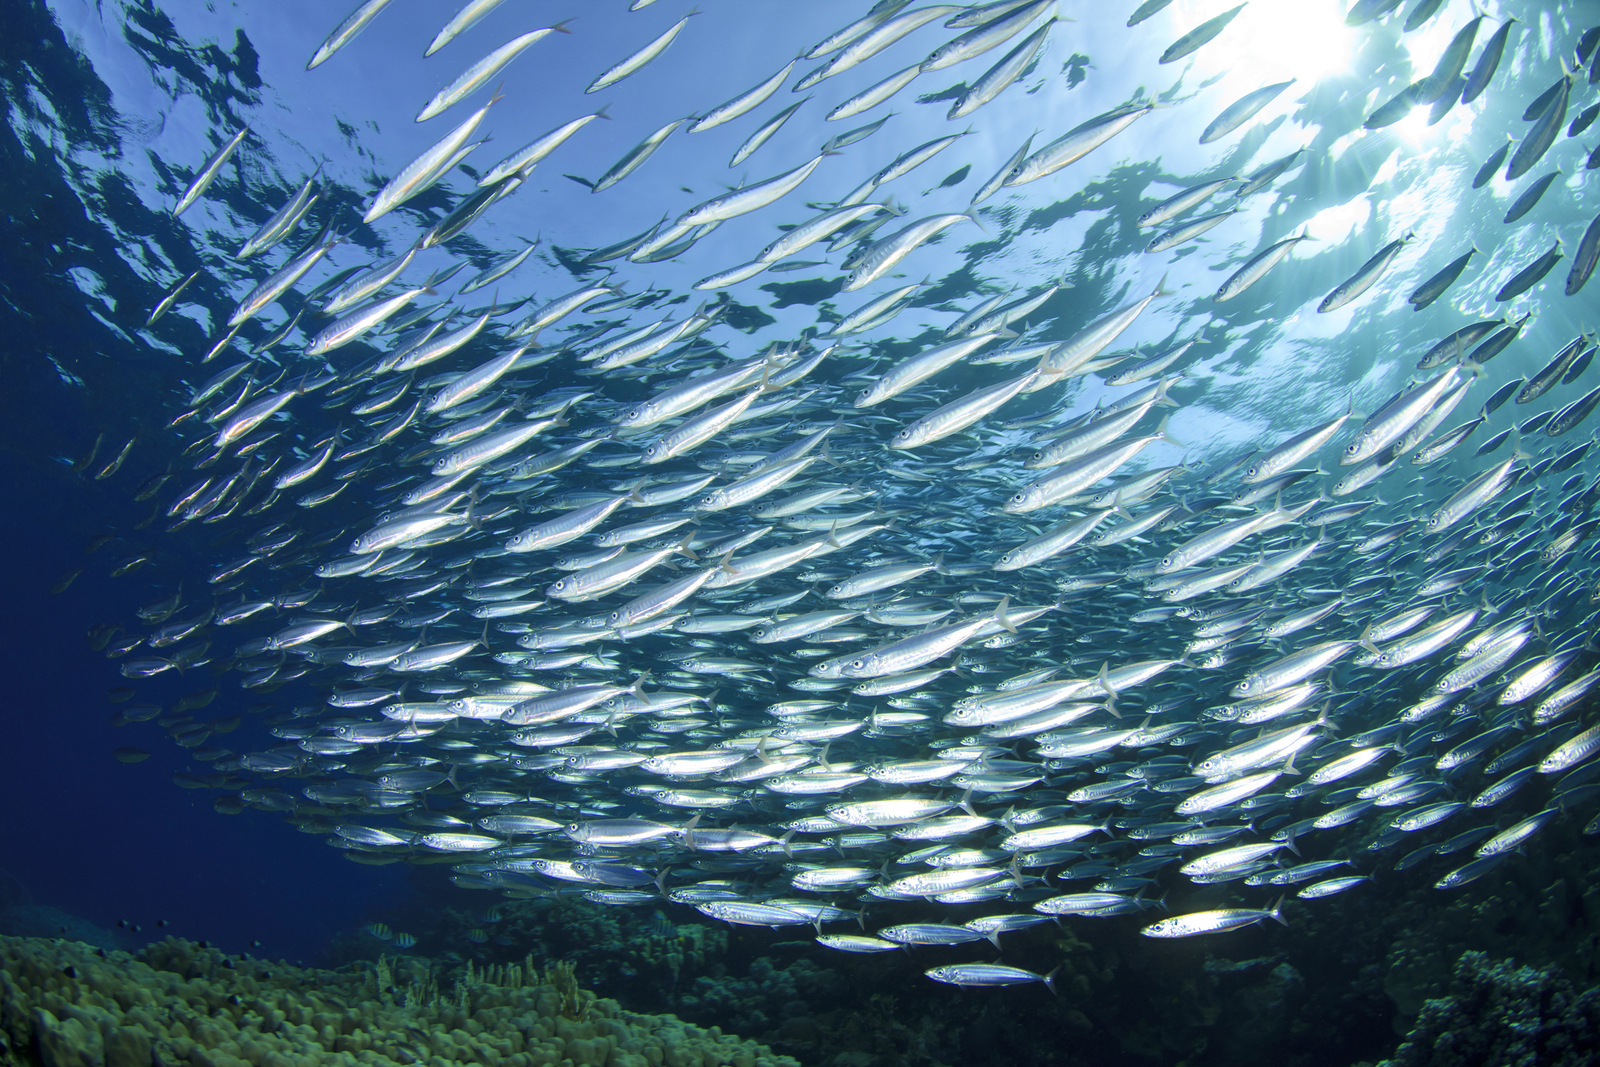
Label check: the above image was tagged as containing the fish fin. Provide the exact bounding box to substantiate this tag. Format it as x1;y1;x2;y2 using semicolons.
1268;896;1289;926
1043;966;1060;996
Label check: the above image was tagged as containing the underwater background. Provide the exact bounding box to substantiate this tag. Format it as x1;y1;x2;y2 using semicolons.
5;0;1600;1064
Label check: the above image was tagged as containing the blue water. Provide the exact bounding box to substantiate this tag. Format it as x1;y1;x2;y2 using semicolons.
5;0;1600;1063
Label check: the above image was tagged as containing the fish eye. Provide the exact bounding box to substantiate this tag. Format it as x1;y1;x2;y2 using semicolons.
1161;557;1174;568
1344;443;1359;455
1245;465;1259;477
644;445;658;456
1236;680;1252;692
849;659;866;670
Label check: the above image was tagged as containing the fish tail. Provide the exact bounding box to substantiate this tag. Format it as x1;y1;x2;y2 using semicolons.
1156;413;1185;446
993;594;1017;633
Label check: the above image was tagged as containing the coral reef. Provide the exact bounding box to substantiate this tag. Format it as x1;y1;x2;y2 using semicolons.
0;934;800;1067
331;896;729;1018
1376;951;1600;1067
1374;819;1600;1025
678;957;835;1041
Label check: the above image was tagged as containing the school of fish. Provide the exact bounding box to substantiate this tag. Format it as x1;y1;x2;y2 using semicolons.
84;0;1600;992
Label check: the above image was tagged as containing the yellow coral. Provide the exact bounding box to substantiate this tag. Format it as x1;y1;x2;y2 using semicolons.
540;960;587;1022
0;935;799;1067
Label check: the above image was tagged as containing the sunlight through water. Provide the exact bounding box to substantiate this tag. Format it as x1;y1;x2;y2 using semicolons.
1188;0;1358;85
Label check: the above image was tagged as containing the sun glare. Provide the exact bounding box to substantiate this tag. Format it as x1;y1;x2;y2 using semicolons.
1390;91;1477;147
1189;0;1357;85
1304;196;1372;246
